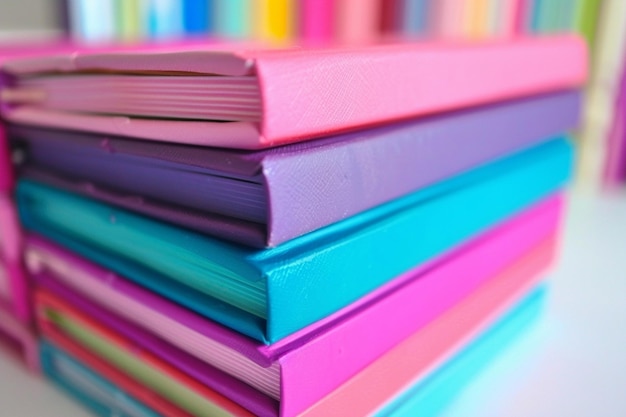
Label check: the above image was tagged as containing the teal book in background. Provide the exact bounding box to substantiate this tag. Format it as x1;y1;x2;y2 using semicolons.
214;0;250;38
403;0;430;35
146;0;183;39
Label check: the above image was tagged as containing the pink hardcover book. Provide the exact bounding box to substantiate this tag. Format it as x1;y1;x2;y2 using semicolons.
2;36;586;149
27;194;562;417
0;306;39;371
301;237;552;416
0;195;29;322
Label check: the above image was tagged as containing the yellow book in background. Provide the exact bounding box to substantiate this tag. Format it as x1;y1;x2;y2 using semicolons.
254;0;294;43
466;0;489;38
116;0;143;42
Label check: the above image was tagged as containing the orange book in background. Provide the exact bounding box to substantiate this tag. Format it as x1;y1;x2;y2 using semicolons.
334;0;381;43
254;0;294;43
465;0;490;38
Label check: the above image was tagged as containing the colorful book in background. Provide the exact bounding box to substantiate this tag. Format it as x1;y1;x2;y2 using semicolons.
514;0;531;34
403;0;430;36
533;0;577;33
603;61;626;186
254;0;293;42
115;0;144;42
183;0;212;36
334;0;380;43
214;0;250;38
575;0;601;49
146;0;183;40
299;0;333;42
464;0;489;39
431;0;464;38
67;0;117;43
577;0;626;185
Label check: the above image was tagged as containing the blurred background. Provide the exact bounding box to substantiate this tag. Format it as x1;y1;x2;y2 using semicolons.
0;0;623;190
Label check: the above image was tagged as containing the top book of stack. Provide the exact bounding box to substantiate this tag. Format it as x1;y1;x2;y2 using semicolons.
1;36;586;150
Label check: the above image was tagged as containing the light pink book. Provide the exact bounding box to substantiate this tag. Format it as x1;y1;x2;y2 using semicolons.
334;0;381;43
2;36;586;149
432;0;465;38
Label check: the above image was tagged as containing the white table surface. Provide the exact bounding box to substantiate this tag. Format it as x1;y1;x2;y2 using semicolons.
1;189;625;417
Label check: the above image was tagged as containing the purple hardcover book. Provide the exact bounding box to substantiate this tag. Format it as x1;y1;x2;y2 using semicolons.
11;91;579;247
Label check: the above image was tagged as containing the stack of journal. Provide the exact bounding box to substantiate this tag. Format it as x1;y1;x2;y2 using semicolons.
1;36;586;416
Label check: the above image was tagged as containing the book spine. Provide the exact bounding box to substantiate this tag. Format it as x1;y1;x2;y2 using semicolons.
265;138;573;344
255;34;586;144
263;91;580;246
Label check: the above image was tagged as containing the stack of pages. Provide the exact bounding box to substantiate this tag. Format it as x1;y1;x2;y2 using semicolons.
1;36;586;416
